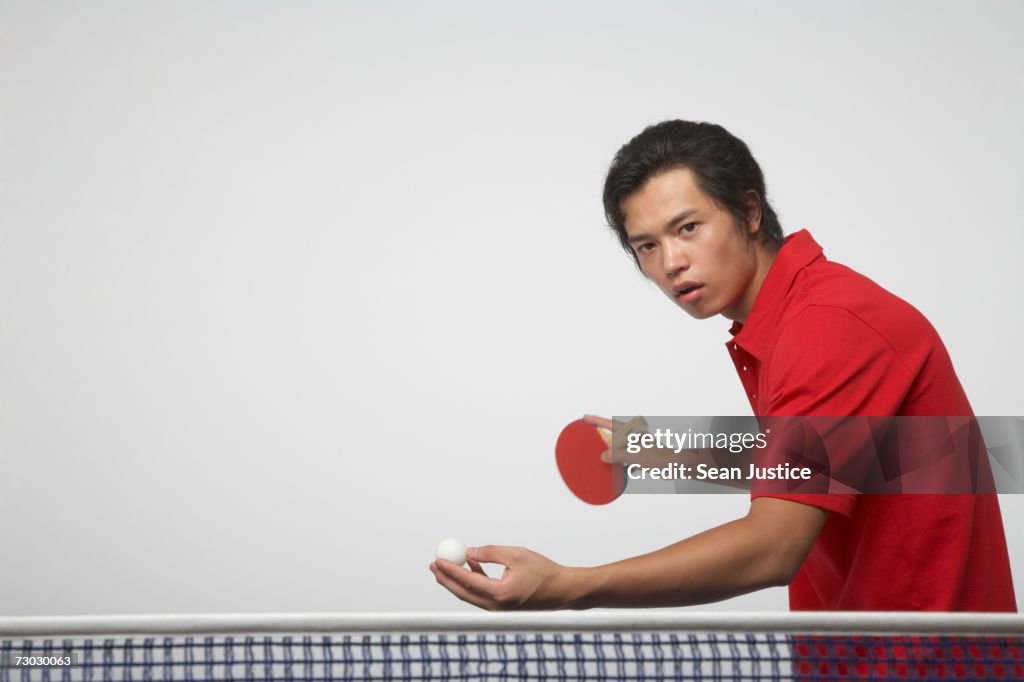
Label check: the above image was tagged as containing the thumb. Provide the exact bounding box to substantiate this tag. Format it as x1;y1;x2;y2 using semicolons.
467;544;512;565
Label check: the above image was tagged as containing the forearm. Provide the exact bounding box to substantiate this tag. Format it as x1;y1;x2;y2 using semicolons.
561;500;823;609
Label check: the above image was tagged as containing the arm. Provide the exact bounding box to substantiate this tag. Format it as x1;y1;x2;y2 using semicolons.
566;497;825;608
430;497;826;610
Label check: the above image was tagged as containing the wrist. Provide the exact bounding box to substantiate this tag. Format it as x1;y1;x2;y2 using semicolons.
557;565;602;610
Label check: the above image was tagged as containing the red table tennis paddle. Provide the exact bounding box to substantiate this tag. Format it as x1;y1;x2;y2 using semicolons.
555;420;625;505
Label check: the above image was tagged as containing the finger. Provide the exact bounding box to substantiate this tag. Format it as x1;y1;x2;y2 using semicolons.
434;559;503;604
583;415;638;432
602;446;636;465
467;544;517;566
467;558;488;577
430;563;500;610
582;415;615;430
596;444;630;464
627;416;650;431
606;446;682;467
601;437;689;467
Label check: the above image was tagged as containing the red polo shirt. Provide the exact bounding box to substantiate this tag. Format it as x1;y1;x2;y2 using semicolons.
727;230;1016;611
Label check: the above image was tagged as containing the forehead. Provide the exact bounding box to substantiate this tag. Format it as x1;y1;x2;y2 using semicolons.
621;167;717;235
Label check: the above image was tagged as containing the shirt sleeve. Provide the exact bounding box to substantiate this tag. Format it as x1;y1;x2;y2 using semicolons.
752;304;915;516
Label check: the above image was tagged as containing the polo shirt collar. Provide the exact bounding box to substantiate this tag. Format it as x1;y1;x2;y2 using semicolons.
727;229;824;360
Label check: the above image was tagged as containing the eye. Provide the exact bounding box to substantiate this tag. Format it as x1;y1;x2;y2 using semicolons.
636;243;655;254
680;223;699;234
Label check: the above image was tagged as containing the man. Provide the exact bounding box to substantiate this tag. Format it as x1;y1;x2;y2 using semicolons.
429;120;1016;612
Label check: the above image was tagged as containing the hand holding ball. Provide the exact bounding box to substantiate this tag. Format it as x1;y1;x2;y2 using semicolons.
436;538;467;566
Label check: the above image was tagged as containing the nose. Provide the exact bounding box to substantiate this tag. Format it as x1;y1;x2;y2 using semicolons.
661;239;690;277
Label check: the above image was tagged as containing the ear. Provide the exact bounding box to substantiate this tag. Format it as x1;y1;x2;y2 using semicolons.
744;190;763;236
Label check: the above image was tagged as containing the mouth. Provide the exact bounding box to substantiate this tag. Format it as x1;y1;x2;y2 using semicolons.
674;283;704;302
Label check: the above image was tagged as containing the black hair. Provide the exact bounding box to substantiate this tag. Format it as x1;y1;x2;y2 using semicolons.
603;120;784;270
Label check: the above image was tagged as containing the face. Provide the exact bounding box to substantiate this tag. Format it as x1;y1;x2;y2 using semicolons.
621;166;769;322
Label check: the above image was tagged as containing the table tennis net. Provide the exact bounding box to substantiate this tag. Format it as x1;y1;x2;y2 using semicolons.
3;617;1023;681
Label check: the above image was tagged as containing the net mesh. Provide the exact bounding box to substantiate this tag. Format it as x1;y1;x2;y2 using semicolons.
3;631;1023;681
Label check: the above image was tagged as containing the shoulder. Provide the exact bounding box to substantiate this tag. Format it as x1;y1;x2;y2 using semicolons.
770;304;914;377
755;250;962;415
772;261;940;365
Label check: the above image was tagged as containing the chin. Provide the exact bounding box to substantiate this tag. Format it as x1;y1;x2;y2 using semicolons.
678;303;719;320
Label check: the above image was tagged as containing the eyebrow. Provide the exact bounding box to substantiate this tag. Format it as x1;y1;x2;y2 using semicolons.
627;208;700;244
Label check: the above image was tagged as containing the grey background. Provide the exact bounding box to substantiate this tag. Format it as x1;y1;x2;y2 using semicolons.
1;1;1021;615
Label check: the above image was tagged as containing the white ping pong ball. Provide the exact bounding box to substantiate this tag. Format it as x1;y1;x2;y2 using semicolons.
436;538;467;566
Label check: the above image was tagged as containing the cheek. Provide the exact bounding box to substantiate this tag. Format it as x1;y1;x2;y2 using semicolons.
641;264;662;285
708;246;749;299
